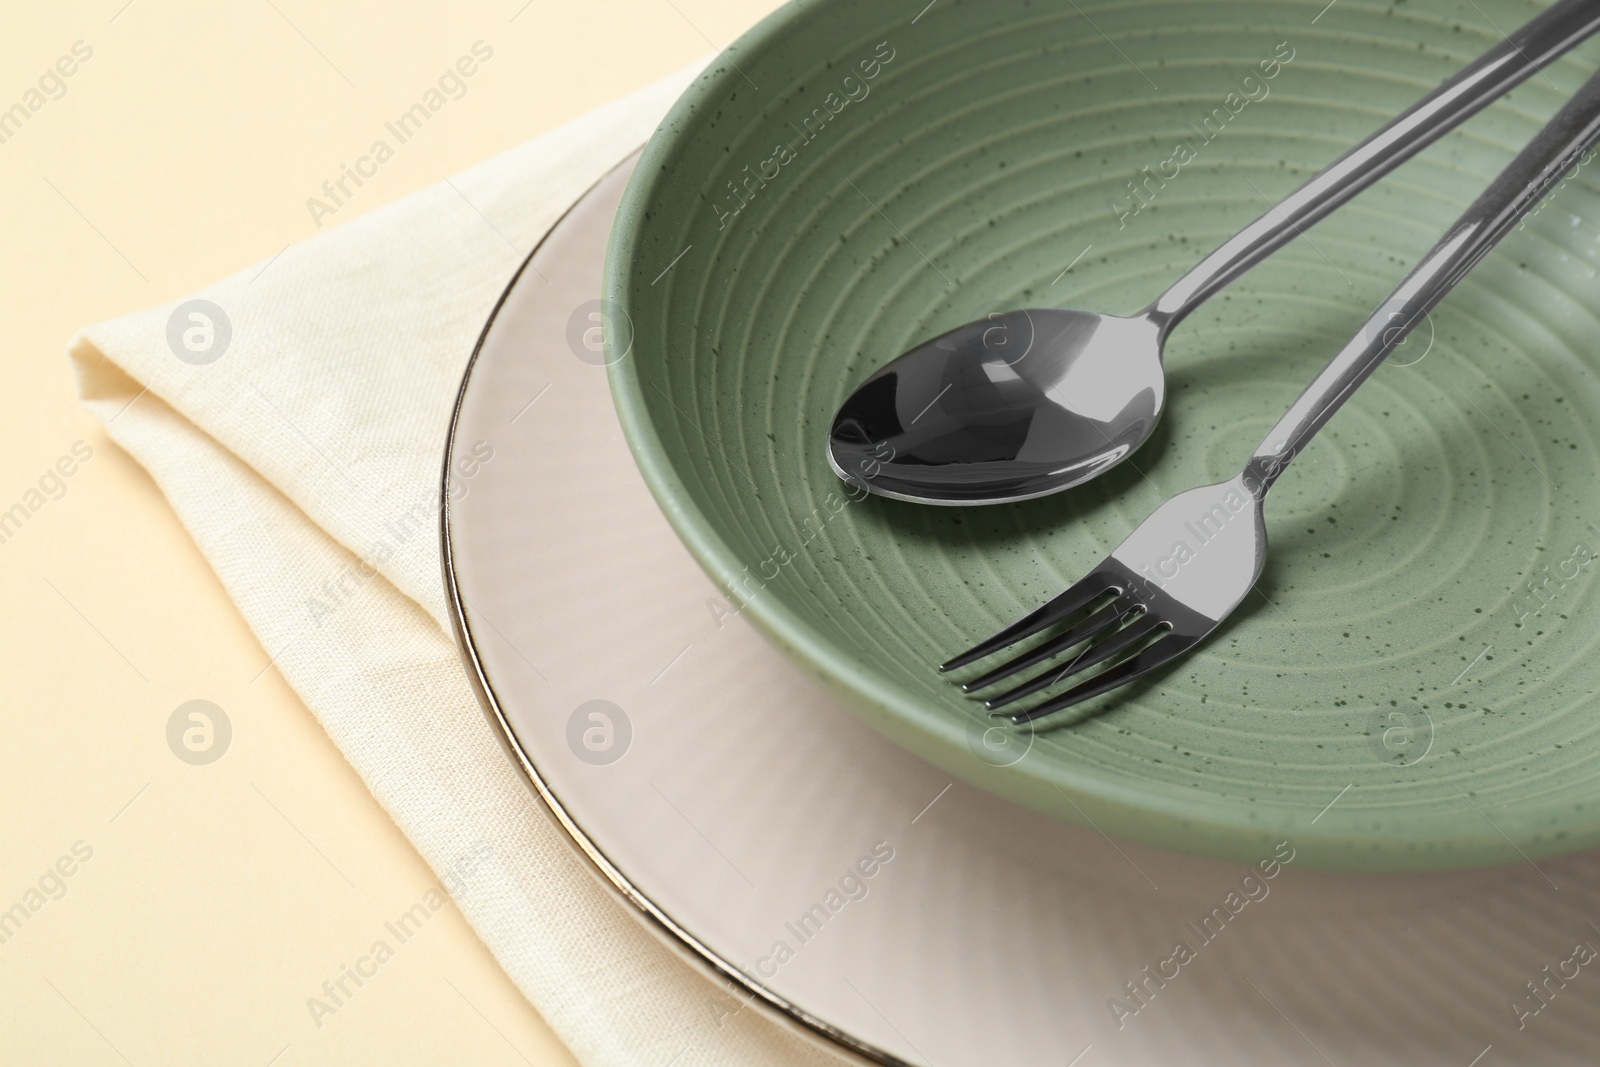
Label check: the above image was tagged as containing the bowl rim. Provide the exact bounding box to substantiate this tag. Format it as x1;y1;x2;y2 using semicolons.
603;0;1587;871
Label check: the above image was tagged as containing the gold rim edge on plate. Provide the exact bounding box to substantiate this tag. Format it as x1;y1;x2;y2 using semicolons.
438;148;915;1067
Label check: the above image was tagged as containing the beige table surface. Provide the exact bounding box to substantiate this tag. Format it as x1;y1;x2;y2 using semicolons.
0;2;781;1063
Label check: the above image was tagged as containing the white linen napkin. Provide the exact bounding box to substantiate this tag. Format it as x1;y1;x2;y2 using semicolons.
70;61;843;1067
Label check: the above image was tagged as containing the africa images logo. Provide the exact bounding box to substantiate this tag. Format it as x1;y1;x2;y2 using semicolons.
305;41;495;228
1111;42;1295;229
712;41;897;231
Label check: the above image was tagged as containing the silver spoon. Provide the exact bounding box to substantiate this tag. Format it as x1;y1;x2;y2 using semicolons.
828;0;1600;505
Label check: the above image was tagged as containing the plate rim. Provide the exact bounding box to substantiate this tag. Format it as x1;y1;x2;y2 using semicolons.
440;148;915;1067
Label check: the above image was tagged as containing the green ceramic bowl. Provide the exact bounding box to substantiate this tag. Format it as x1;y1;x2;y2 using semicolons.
607;0;1600;871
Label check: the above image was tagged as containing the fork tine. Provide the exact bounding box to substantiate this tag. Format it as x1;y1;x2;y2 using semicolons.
940;574;1115;673
961;596;1138;694
1006;633;1189;724
984;617;1167;711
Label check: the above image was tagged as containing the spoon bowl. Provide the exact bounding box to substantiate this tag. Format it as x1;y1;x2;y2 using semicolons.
827;308;1165;504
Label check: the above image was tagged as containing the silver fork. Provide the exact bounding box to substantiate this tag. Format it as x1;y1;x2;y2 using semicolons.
943;65;1600;726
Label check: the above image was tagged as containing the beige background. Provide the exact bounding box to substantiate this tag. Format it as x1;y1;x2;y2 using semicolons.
0;2;779;1064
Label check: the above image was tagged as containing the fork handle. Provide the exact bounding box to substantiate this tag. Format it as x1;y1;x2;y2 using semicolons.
1148;0;1600;330
1244;64;1600;497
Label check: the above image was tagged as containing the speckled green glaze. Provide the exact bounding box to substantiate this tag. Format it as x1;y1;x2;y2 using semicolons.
607;0;1600;871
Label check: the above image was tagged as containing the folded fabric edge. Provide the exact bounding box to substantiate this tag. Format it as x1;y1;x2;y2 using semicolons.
61;54;720;643
63;55;856;1067
68;339;850;1067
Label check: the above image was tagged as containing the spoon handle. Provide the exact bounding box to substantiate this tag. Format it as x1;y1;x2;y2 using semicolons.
1241;64;1600;498
1148;0;1600;329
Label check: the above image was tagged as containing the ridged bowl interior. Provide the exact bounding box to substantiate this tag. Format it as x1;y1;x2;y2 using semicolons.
608;0;1600;871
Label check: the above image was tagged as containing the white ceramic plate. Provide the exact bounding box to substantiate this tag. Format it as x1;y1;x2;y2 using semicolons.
442;151;1600;1067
